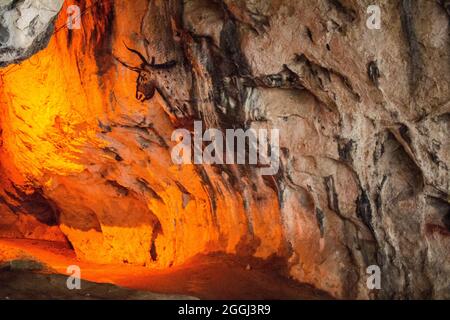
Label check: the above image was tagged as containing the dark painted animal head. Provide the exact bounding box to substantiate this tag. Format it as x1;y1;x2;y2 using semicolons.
114;43;176;102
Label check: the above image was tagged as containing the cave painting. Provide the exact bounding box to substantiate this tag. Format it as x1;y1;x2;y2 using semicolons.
114;43;177;102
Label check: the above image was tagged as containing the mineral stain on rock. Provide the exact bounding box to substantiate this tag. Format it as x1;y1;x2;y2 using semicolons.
0;23;9;44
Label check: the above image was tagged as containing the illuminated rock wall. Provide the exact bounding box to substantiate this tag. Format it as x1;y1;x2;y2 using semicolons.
0;0;449;299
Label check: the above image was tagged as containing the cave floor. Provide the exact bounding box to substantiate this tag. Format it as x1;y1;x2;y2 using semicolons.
0;238;332;300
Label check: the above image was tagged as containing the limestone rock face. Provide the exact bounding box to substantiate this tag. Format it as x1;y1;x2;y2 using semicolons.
0;0;64;66
0;0;449;299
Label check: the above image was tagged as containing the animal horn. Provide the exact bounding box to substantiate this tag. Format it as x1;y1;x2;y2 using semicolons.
123;41;150;65
113;55;142;73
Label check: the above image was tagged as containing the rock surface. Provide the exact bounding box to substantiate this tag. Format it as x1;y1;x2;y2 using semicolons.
0;238;330;300
0;0;449;299
0;270;198;300
0;0;64;66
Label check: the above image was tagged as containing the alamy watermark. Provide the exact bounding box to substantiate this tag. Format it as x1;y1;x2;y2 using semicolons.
366;5;381;30
67;5;82;30
66;265;81;290
171;121;280;175
366;265;381;290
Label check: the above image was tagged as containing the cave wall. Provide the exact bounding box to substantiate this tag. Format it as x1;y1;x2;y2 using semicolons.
0;0;64;66
0;0;449;299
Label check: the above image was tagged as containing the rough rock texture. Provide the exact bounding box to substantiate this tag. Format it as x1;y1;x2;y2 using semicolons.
0;0;64;66
0;270;197;300
0;0;449;299
0;239;331;300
